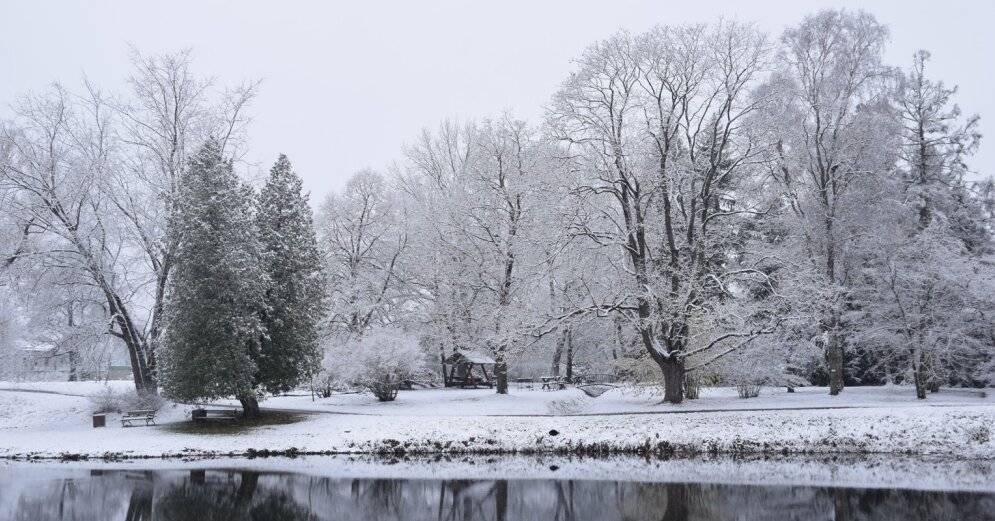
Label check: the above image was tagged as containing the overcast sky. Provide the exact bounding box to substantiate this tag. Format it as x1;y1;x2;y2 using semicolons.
2;0;992;200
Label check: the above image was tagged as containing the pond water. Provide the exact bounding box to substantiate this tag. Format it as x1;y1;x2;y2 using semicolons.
1;457;993;520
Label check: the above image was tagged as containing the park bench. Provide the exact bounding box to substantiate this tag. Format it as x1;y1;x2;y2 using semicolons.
192;408;240;422
120;409;157;427
540;376;567;391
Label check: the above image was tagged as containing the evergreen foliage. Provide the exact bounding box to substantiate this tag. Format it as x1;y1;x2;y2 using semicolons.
256;154;326;393
160;139;268;408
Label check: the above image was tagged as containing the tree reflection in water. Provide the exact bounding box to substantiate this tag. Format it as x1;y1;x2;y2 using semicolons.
3;468;993;520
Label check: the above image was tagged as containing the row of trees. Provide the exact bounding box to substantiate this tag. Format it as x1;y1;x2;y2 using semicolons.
315;10;995;403
2;9;993;409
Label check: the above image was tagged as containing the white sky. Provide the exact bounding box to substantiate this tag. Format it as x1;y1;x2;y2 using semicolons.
2;0;993;199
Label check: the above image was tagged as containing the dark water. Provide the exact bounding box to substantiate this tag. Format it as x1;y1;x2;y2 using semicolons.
3;465;994;521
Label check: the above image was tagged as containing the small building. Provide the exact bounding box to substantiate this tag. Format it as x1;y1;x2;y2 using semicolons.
15;342;69;379
442;350;496;388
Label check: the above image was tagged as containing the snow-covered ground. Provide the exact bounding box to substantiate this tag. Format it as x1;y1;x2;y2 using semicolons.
0;381;992;460
224;384;994;416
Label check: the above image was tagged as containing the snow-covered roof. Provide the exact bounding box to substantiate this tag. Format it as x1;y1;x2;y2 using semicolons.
446;350;496;364
16;341;57;353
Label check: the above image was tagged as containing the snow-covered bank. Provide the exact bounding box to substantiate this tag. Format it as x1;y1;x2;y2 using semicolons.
0;382;993;460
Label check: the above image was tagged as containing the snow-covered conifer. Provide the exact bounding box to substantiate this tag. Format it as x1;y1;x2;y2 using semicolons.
256;154;326;394
160;139;268;417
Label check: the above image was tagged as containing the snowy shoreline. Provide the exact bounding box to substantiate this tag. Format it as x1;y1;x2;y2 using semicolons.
1;383;993;461
2;405;993;462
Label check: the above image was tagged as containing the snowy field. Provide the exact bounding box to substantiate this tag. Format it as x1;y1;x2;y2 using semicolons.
222;384;994;416
0;381;992;460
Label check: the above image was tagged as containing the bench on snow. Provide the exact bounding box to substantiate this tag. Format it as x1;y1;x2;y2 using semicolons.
540;376;568;391
120;409;157;427
192;408;240;422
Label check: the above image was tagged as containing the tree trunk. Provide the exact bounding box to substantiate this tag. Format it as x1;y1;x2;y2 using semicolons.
68;350;79;382
612;315;625;361
550;328;566;377
565;329;574;383
826;329;844;396
494;350;508;394
66;303;78;382
239;395;260;419
912;365;927;400
660;359;685;404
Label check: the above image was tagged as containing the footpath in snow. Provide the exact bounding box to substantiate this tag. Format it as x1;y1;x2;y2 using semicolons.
0;382;992;460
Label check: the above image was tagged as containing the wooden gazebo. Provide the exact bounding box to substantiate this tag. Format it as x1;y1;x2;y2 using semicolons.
442;350;496;388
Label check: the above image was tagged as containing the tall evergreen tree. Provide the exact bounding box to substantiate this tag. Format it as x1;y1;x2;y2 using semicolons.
160;139;269;417
256;155;326;394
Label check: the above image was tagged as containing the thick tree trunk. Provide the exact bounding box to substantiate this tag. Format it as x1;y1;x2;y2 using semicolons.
494;349;508;394
239;395;260;419
660;358;685;404
550;328;566;377
495;362;508;394
913;366;927;400
826;329;844;396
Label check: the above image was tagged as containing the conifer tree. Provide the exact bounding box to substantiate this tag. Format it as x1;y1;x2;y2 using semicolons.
256;155;326;394
160;138;269;417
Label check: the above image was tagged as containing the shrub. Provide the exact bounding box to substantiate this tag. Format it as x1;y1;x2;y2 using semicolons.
89;386;165;414
736;383;762;399
123;390;166;412
335;328;426;402
684;374;701;399
89;386;125;414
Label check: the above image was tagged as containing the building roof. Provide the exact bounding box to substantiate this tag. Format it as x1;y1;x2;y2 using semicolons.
16;341;57;353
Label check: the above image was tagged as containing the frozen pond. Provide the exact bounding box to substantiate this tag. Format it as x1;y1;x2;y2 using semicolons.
1;455;993;520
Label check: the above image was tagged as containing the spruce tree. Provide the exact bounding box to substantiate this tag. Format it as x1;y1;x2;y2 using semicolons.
160;138;269;417
255;155;326;393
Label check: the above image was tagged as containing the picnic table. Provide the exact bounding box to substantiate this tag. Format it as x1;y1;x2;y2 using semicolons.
512;377;535;390
120;409;157;427
540;376;567;391
192;408;240;422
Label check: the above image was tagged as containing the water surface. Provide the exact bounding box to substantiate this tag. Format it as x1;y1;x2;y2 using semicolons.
2;458;992;520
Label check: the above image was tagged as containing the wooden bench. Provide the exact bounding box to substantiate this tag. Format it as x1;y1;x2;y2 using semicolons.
192;408;240;422
540;376;567;391
120;409;157;427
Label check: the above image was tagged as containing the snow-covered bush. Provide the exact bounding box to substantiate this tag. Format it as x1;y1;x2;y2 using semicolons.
124;390;166;412
90;386;125;413
684;374;702;399
330;328;426;401
736;383;761;398
89;386;165;414
703;336;810;399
